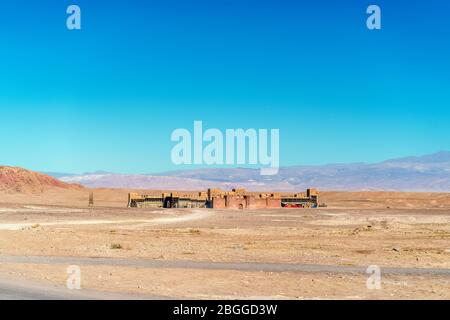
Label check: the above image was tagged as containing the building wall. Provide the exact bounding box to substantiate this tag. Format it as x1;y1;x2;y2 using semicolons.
246;197;266;209
212;197;226;209
211;195;282;209
225;195;247;209
129;189;315;210
266;198;281;208
245;197;281;209
135;199;164;208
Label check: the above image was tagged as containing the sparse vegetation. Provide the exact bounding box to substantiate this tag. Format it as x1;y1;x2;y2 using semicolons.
110;243;123;250
188;228;201;235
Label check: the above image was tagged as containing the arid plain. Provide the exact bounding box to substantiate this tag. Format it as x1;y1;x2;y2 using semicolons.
1;180;449;299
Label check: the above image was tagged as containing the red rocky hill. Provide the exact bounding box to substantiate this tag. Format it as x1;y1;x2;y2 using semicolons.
0;166;83;193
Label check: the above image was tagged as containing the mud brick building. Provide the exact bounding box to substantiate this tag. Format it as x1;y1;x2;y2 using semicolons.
128;188;318;209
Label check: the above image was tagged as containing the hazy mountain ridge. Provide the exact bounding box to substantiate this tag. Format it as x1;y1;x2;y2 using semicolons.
57;152;450;192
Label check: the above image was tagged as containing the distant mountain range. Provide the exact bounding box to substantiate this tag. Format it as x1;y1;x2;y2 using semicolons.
53;151;450;192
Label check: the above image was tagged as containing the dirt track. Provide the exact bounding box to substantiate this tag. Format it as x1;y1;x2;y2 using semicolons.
1;255;449;276
0;209;210;230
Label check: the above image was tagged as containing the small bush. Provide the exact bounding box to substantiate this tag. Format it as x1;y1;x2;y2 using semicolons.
189;229;201;235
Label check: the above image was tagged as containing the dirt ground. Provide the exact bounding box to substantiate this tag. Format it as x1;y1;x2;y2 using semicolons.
0;190;449;299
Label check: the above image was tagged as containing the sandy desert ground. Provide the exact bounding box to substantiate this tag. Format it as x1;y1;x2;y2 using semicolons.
0;189;449;299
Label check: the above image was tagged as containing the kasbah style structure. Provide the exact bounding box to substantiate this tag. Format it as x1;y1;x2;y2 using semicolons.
128;188;320;210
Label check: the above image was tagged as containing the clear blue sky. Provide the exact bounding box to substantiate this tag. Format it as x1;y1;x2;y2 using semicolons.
0;0;449;174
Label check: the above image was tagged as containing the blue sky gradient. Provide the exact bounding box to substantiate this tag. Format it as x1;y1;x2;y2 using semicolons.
0;0;449;173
